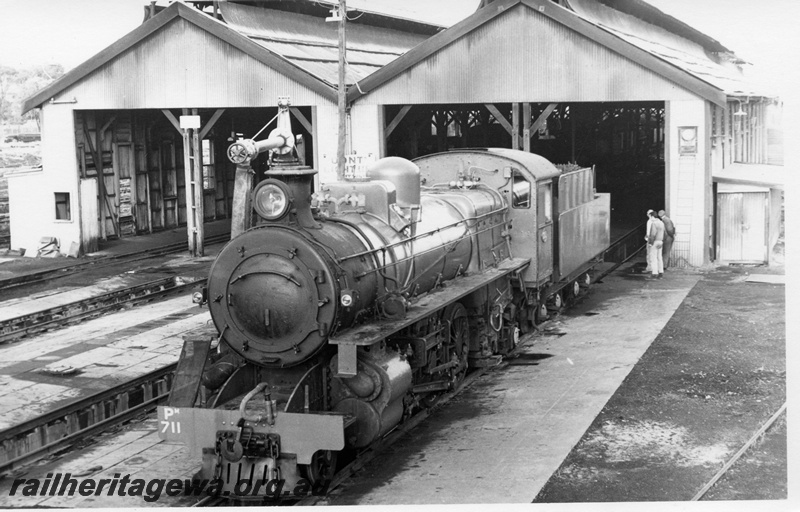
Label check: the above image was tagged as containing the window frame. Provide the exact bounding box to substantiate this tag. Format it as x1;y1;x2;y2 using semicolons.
510;169;532;209
54;192;71;222
537;182;552;226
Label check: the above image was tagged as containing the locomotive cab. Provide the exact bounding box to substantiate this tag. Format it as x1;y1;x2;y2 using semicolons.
414;148;610;325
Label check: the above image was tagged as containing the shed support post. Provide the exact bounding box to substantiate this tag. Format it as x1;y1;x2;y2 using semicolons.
485;104;513;136
230;165;254;239
512;103;520;150
523;103;532;152
181;108;204;257
530;103;558;135
570;104;577;162
385;105;412;139
199;109;225;140
192;109;204;256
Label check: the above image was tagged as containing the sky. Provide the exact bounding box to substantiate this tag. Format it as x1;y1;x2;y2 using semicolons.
0;0;480;68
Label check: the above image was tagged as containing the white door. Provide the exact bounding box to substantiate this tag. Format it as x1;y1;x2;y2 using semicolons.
718;191;767;263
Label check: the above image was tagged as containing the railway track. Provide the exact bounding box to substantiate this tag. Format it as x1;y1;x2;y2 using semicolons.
0;232;230;291
0;275;205;345
0;364;176;475
188;345;521;507
691;402;787;501
597;222;647;280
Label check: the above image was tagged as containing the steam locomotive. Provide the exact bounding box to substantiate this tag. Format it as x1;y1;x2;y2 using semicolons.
158;102;610;497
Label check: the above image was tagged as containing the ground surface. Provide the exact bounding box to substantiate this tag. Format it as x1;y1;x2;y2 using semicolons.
534;264;786;502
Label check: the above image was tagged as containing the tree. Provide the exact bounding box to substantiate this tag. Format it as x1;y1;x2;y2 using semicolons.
0;64;65;131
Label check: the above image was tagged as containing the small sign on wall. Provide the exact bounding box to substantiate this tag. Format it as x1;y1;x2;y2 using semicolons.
344;153;375;180
678;126;698;155
180;115;201;130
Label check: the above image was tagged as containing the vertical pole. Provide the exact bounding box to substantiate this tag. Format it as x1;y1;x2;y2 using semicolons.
522;102;531;152
181;125;195;255
230;165;254;239
511;103;520;150
570;104;576;162
192;108;204;256
722;102;730;166
336;0;347;180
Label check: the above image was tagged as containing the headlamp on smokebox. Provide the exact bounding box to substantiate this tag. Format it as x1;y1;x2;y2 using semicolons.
253;179;291;221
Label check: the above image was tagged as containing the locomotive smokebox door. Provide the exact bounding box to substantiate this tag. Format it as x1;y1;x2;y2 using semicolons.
206;228;337;367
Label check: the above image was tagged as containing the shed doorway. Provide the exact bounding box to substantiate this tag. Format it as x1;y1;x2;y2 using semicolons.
716;185;769;263
384;100;665;236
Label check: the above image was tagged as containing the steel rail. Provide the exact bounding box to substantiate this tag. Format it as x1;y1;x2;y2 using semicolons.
595;222;648;281
0;232;229;291
691;402;787;501
0;277;205;345
0;364;177;474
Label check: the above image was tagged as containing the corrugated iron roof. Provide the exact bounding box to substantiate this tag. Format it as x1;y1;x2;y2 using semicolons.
564;0;768;96
349;0;729;105
263;0;482;29
219;2;428;87
22;1;428;112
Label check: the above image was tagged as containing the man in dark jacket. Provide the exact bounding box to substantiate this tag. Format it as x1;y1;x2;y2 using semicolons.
658;210;676;268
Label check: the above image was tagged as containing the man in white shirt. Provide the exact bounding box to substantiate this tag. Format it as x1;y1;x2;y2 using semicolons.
647;210;665;278
644;210;654;272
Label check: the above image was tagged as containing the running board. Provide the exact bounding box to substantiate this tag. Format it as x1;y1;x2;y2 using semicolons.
329;257;530;377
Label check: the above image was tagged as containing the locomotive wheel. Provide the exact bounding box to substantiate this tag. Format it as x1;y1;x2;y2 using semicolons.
547;292;563;311
535;303;548;324
515;295;533;335
581;272;592;288
301;450;338;487
572;280;581;298
444;302;469;387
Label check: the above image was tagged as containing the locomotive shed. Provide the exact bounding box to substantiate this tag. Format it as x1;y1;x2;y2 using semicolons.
1;0;785;508
11;0;780;271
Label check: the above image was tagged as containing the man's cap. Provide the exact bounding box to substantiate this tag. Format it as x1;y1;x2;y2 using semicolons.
647;209;654;215
658;210;666;216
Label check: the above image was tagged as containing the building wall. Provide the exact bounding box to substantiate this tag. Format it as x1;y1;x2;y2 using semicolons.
53;18;334;110
15;15;343;254
8;105;81;254
357;6;701;105
665;99;710;267
314;104;340;185
348;104;384;163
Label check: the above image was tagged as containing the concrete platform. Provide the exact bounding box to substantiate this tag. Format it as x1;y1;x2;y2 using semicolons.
0;220;228;430
0;274;195;322
327;265;700;504
0;219;230;285
0;418;199;509
0;296;210;430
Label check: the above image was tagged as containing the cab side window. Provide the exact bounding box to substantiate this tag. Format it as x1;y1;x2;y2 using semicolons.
537;182;552;225
511;169;531;209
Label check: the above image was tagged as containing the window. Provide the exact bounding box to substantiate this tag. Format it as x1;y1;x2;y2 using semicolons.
55;193;71;221
202;139;215;190
511;170;531;209
537;183;552;225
